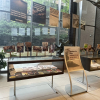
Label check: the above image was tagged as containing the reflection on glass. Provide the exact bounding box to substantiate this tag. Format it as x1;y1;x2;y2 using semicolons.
91;60;100;69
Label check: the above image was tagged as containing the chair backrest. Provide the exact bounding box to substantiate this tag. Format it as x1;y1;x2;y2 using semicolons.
64;46;84;72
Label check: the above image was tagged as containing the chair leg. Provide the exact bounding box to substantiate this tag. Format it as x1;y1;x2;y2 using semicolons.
83;70;88;91
68;72;72;95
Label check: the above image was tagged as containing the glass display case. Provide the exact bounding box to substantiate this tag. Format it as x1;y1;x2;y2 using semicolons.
81;55;100;71
7;56;64;81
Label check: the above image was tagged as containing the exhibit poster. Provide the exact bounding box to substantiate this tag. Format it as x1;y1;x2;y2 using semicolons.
11;28;17;36
63;13;79;28
33;2;46;24
10;0;27;23
49;7;59;27
33;46;42;52
25;42;32;51
73;14;79;28
50;28;55;35
19;28;25;36
49;43;55;53
3;46;15;53
27;28;30;36
42;42;48;51
64;46;83;71
42;27;48;35
63;12;70;28
17;43;24;52
35;28;40;36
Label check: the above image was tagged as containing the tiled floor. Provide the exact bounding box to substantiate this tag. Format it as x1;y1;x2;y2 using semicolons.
0;70;100;100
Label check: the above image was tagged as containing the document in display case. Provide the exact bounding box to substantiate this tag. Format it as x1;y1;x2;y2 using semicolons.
7;56;64;82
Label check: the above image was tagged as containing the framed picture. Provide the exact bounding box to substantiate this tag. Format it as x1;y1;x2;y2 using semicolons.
42;42;48;51
3;46;15;53
25;42;32;51
49;43;55;53
17;43;24;52
33;46;42;52
97;44;100;50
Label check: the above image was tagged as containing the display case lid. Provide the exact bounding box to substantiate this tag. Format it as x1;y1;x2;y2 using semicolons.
81;55;100;59
8;56;64;63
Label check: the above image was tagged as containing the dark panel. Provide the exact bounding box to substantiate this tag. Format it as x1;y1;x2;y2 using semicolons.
94;8;100;48
33;2;46;24
81;57;91;71
0;71;7;74
69;2;77;46
10;0;27;23
69;0;73;45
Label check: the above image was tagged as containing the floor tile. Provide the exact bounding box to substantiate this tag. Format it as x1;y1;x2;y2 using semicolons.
74;75;100;85
0;86;14;99
47;77;71;88
0;74;8;83
0;96;19;100
55;81;88;99
16;77;50;90
72;93;99;100
0;84;55;99
89;89;100;98
30;93;62;100
47;96;66;100
0;81;14;88
0;70;100;100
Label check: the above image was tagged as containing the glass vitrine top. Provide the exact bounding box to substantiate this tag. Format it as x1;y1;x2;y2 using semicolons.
8;56;63;62
81;55;100;59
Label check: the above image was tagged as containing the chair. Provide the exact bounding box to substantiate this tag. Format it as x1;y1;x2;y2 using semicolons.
64;46;88;96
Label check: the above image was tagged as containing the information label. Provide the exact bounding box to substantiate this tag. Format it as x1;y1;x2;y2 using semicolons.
42;27;48;35
50;28;55;35
11;28;17;36
27;28;30;36
35;28;40;36
64;47;79;60
19;28;25;36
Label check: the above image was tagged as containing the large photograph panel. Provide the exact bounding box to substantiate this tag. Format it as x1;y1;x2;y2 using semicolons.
10;0;27;23
49;7;59;27
33;2;46;24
